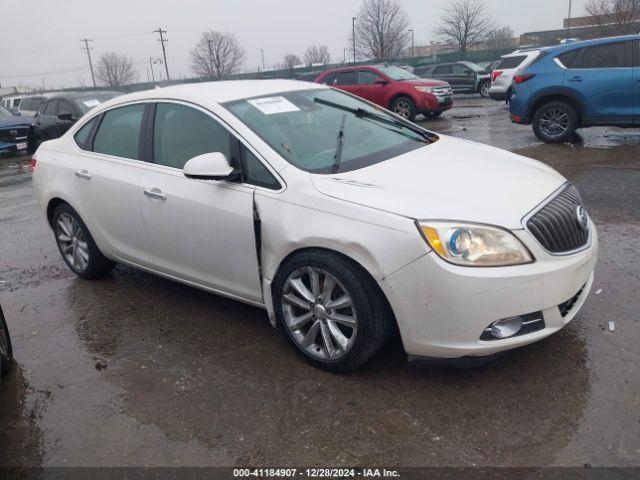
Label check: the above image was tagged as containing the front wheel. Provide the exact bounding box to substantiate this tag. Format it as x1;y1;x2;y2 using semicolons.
273;251;392;372
479;81;491;98
52;204;116;279
390;96;417;122
0;306;13;376
532;101;578;143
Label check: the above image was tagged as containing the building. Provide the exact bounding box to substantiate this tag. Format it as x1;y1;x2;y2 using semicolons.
521;14;640;47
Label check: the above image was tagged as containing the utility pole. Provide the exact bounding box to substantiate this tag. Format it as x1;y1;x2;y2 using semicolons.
352;17;357;63
81;38;96;87
149;57;156;82
261;49;265;70
153;27;170;80
567;0;573;28
409;29;414;59
207;39;215;78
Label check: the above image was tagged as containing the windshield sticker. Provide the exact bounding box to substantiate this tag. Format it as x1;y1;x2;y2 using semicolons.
82;99;101;108
247;96;300;115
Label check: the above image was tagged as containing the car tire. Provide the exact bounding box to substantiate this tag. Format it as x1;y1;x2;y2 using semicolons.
424;111;443;120
273;250;392;372
390;96;417;122
0;306;13;376
532;101;578;144
52;203;116;279
479;81;491;98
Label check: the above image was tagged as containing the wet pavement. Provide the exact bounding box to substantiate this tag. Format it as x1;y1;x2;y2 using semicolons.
0;96;639;468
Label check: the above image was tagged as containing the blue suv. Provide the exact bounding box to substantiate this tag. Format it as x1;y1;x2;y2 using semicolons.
509;35;640;143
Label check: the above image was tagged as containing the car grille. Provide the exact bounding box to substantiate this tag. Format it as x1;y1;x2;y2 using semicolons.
432;86;452;96
0;127;28;143
526;184;590;254
558;285;585;318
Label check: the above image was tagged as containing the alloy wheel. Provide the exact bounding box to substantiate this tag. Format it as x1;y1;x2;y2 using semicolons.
392;100;411;119
281;267;357;360
481;82;490;97
56;213;89;272
539;108;570;138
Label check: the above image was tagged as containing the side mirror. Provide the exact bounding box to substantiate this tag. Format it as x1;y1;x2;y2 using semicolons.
57;111;73;121
183;152;236;180
374;79;388;85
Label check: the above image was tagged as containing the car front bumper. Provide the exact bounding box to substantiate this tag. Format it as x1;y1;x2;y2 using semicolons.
380;226;598;359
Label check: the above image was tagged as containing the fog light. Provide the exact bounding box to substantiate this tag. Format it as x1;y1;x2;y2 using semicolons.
491;316;523;339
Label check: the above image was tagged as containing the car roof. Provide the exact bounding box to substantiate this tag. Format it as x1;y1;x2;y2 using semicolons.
46;91;122;100
103;80;328;106
541;34;640;54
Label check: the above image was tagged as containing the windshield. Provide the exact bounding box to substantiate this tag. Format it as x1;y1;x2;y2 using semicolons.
74;93;121;113
225;88;430;174
0;106;13;118
376;66;419;81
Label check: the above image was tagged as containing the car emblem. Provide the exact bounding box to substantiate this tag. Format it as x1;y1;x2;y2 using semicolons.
9;129;17;138
576;206;588;231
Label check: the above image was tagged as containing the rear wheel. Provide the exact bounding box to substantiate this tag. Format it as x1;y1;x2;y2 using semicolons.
52;204;116;279
273;250;392;372
532;101;578;143
0;306;13;376
390;96;417;122
479;81;491;98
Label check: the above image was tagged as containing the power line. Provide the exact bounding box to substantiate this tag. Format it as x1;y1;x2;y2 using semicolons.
153;27;170;81
81;38;97;87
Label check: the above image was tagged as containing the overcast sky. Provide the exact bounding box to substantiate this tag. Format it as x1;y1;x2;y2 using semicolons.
0;0;588;89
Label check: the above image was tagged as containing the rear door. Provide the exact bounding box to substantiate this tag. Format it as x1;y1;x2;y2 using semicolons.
564;41;634;124
433;65;453;86
36;99;59;140
333;70;360;96
52;99;80;138
71;103;154;267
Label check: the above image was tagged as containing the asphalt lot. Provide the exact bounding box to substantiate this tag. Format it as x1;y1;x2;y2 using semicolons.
0;95;639;468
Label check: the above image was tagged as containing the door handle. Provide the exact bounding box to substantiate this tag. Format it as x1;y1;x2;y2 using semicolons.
74;169;91;180
144;188;167;201
568;76;583;82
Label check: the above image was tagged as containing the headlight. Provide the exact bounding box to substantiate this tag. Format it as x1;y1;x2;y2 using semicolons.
417;221;534;267
414;86;435;93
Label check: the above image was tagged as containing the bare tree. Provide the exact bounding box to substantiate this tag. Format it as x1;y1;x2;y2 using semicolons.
487;26;516;57
283;53;302;70
303;45;331;65
190;31;245;79
95;52;136;87
435;0;493;59
350;0;410;61
585;0;640;34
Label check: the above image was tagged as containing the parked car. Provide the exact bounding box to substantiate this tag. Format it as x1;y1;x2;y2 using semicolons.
0;305;13;375
29;91;122;152
1;96;23;114
32;80;597;372
489;49;541;102
415;62;492;97
315;65;452;120
0;105;31;155
18;95;48;120
510;35;640;143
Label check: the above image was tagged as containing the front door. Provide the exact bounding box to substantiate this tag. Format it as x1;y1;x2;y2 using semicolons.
357;69;386;103
139;102;262;302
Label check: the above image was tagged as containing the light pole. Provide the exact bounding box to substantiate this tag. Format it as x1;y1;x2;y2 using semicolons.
149;57;156;82
261;49;265;70
567;0;573;28
343;48;347;64
409;29;415;59
352;17;357;63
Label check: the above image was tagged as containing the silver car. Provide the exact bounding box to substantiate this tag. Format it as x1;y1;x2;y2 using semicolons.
489;50;541;102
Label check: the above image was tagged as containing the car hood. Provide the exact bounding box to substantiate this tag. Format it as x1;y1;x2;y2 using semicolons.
310;135;565;230
0;116;31;128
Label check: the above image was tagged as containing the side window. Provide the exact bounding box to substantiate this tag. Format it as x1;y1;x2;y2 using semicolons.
357;70;382;85
572;42;629;69
241;147;280;189
557;49;579;68
335;71;357;85
43;100;58;116
74;116;99;150
321;73;336;85
498;56;526;69
93;104;145;160
452;64;469;74
58;100;75;116
434;65;452;75
20;98;31;111
153;103;231;170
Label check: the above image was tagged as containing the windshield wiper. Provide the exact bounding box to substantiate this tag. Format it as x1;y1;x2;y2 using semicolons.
333;113;347;172
314;97;433;143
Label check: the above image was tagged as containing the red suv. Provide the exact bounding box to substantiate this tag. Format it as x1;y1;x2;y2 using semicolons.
315;65;453;121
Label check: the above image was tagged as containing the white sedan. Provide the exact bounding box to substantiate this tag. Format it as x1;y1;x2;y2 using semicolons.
32;80;597;372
